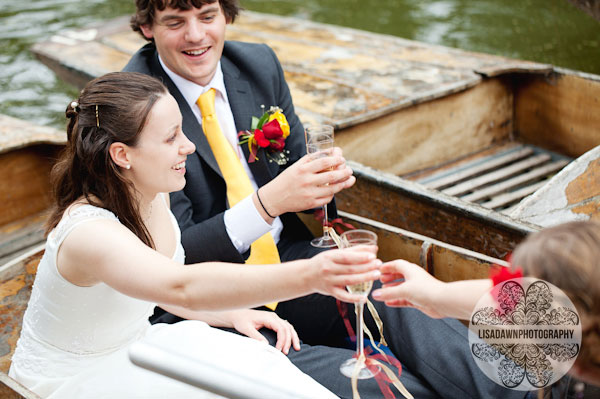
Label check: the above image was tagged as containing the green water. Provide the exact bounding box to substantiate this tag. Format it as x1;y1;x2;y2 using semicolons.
1;0;599;129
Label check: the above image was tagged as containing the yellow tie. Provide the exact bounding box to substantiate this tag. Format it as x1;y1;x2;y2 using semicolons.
197;89;280;310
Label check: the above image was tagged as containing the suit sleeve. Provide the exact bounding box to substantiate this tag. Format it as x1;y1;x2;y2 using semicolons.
171;189;246;264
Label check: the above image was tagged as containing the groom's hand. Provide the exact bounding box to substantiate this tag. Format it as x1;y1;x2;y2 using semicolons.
258;147;355;220
231;309;300;355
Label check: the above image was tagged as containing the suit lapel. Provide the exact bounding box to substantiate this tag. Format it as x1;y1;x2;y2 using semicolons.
222;56;274;187
149;52;222;178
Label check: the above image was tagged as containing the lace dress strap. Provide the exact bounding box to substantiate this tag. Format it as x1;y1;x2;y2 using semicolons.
51;205;120;247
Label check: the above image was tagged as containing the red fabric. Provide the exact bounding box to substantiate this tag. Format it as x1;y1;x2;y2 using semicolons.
313;209;356;234
369;351;404;398
489;258;523;286
489;252;523;286
335;300;402;398
335;299;356;343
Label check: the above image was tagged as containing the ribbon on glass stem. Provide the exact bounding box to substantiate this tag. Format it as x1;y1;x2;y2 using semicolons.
329;228;413;399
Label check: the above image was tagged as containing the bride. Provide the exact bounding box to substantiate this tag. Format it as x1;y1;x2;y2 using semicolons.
8;72;380;398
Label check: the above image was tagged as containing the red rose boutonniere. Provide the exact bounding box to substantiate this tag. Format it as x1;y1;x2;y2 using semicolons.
238;106;290;165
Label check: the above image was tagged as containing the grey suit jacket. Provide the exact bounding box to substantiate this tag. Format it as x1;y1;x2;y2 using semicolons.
124;41;332;264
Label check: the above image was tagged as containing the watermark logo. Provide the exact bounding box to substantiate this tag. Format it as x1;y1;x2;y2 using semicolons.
469;277;581;390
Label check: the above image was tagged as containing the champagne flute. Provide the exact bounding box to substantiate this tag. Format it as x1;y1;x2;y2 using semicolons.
305;125;337;248
339;229;380;379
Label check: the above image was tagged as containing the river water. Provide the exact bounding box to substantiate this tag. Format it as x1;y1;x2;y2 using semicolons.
1;0;599;129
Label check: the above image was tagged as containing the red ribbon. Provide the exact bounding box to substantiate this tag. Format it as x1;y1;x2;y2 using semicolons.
336;300;403;398
314;209;356;234
489;266;523;287
489;253;523;286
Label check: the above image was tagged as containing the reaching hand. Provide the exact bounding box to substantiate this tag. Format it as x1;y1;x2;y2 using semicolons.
259;147;355;217
371;259;447;319
308;246;381;303
230;309;300;355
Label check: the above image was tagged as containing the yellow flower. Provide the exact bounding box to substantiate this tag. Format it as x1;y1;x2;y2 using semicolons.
268;110;290;138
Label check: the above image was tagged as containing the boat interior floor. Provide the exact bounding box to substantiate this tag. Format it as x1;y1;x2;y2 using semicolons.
403;141;572;214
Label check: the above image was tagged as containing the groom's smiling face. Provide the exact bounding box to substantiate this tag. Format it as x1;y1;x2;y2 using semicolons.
140;3;229;86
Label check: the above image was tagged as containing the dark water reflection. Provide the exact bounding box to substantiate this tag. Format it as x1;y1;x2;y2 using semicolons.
1;0;599;128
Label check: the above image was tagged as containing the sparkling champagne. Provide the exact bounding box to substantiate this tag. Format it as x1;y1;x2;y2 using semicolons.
343;234;376;296
347;280;373;296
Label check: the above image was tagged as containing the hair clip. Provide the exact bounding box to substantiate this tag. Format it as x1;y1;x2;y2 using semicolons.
70;101;79;110
95;104;100;128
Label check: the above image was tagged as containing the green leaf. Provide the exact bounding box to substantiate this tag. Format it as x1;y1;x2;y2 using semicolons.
257;112;270;129
251;116;260;131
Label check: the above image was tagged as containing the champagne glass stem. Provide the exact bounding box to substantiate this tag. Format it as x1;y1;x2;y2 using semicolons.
356;302;365;359
322;204;330;238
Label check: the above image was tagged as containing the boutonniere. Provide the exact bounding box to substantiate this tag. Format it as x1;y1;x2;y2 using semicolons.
238;106;290;165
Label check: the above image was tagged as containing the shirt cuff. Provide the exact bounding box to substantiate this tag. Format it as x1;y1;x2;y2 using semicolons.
224;194;274;254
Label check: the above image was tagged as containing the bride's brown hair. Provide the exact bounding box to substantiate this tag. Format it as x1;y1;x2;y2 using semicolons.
46;71;168;248
512;220;600;380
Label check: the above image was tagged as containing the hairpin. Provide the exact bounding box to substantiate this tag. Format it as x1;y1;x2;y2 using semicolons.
95;104;100;128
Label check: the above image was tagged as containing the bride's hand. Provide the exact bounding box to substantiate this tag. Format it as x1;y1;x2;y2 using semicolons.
309;246;381;303
230;309;300;355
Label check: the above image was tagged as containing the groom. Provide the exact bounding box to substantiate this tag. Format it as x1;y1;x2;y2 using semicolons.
124;1;527;398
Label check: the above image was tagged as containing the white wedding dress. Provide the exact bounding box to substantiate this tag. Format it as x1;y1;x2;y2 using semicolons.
9;204;337;399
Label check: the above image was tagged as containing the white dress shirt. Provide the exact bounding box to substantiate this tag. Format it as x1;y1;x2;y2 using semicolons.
160;57;283;253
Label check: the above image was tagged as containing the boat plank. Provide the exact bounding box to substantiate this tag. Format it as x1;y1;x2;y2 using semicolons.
481;181;547;209
423;146;534;189
442;153;551;196
402;142;521;181
462;159;570;202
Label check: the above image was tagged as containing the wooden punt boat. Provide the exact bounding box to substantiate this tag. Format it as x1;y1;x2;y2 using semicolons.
29;11;600;260
0;108;511;394
0;115;507;395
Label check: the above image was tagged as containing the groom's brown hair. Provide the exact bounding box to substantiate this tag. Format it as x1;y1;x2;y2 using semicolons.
131;0;241;41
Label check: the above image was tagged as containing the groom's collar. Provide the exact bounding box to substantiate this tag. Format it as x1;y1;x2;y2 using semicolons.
158;55;229;111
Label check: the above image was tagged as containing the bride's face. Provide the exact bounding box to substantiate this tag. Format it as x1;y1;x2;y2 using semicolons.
126;93;195;197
